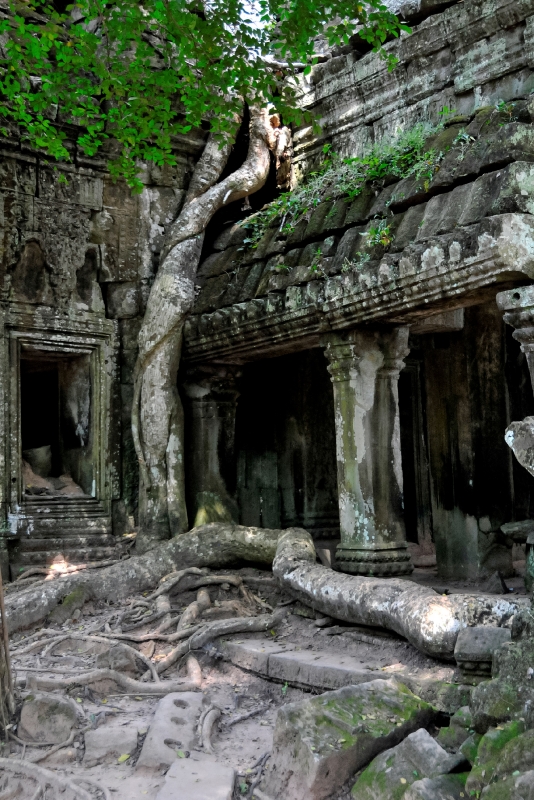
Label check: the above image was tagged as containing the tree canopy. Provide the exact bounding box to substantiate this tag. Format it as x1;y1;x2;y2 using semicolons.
0;0;408;188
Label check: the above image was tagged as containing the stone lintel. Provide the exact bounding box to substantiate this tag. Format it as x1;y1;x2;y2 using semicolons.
185;214;534;366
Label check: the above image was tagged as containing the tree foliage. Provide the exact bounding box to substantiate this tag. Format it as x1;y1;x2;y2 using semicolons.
0;0;408;188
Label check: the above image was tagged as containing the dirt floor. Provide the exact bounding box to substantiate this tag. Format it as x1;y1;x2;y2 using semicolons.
0;560;527;799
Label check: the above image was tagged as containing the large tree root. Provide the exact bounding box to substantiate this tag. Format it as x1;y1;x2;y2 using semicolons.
5;524;281;632
6;524;527;662
273;529;524;659
25;653;202;694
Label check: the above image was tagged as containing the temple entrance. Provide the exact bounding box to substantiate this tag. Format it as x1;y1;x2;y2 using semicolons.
20;352;93;499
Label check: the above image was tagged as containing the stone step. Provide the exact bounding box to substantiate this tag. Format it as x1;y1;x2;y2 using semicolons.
222;638;387;691
155;758;235;800
11;546;120;570
14;534;116;550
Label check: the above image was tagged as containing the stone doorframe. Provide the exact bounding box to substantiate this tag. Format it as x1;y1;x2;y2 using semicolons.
0;303;118;536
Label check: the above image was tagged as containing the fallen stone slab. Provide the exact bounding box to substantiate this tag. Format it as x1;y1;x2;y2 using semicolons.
352;728;466;799
222;638;376;691
259;678;437;800
155;757;235;800
221;639;295;673
18;692;78;743
454;626;511;684
136;691;205;772
404;774;468;799
268;649;374;690
84;720;139;767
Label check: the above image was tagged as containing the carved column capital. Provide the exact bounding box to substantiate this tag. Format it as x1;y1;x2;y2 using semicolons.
497;286;534;380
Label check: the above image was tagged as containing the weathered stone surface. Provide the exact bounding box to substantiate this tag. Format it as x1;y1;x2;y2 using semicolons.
84;720;139;766
454;626;511;684
19;692;78;744
105;282;140;319
480;636;534;728
465;720;529;794
404;774;468;800
259;679;436;800
155;758;235;800
352;728;465;799
221;639;296;673
480;769;534;800
436;706;474;753
460;732;483;766
505;416;534;479
95;643;139;675
136;692;204;772
268;649;374;690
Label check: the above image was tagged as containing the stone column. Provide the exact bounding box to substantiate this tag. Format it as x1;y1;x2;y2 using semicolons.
323;327;413;576
182;366;240;527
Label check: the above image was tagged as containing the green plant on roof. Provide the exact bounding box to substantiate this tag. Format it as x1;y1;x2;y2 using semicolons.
240;120;445;251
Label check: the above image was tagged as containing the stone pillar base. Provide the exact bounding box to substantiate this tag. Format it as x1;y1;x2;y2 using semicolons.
335;544;413;576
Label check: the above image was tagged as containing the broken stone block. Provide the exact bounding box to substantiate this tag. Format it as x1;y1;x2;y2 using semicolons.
436;706;474;753
259;679;437;800
454;626;511;684
480;769;534;800
136;691;204;772
155;758;235;800
471;635;534;732
19;692;78;743
352;728;465;799
84;720;139;767
466;722;534;796
404;774;468;800
459;732;482;766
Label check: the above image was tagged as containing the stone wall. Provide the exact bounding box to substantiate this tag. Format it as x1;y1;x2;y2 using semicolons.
0;128;205;567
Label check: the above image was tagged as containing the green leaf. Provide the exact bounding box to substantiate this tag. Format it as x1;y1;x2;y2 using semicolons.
117;754;130;763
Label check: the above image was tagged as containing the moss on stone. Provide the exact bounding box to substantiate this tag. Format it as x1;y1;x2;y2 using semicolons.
466;720;526;794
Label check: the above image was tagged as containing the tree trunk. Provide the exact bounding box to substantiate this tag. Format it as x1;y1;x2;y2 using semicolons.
133;109;283;552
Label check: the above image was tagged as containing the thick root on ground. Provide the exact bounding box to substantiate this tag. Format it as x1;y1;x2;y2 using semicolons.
6;523;527;662
273;529;524;659
5;523;281;632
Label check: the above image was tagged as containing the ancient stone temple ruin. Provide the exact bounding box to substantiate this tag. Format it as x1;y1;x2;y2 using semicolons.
3;0;534;587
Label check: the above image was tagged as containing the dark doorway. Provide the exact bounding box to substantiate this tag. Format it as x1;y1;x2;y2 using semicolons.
20;352;93;498
235;349;340;538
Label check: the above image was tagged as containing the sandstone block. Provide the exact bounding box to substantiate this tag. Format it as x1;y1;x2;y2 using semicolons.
454;626;511;684
259;678;436;800
105;282;140;318
436;706;474;753
267;649;373;691
84;720;139;766
155;757;235;800
466;720;529;795
136;691;204;772
352;728;465;799
404;774;468;800
19;692;78;744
